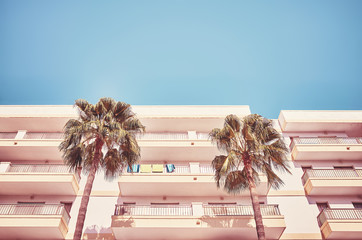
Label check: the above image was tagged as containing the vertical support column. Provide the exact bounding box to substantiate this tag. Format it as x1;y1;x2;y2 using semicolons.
0;162;11;173
15;130;27;139
191;202;204;217
189;162;200;174
188;131;197;140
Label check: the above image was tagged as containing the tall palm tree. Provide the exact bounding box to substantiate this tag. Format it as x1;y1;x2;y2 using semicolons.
209;114;290;240
59;98;145;240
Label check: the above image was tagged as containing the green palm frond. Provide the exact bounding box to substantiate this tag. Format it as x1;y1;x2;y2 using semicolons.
209;128;234;153
99;97;116;113
113;101;134;123
224;114;241;133
224;170;248;193
262;162;284;189
210;113;290;193
59;98;144;179
102;148;124;180
123;118;145;133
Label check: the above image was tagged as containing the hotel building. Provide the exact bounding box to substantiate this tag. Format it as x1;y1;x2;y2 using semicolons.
0;105;361;240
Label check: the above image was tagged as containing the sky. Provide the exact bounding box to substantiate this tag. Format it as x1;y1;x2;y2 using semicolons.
0;0;361;118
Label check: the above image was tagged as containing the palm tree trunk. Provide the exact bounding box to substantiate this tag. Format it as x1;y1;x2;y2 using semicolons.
245;162;266;240
73;139;102;240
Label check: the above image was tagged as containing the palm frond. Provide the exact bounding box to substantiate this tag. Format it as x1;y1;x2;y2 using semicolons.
262;162;285;189
102;148;124;180
60;98;144;180
224;170;248;194
224;114;241;133
123;118;145;133
209;113;291;194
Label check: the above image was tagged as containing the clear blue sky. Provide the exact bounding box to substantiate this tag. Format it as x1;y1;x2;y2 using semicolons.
1;1;361;118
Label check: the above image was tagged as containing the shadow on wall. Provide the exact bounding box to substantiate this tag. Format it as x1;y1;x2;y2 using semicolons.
199;215;258;240
83;225;114;240
110;216;135;228
200;215;255;229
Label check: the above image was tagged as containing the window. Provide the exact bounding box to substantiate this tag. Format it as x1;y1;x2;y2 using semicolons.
317;202;330;212
352;202;362;209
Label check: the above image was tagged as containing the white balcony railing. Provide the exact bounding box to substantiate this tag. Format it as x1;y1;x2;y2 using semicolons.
317;208;362;226
199;165;214;174
114;204;193;216
0;132;17;139
203;204;281;216
24;132;63;139
114;204;281;217
197;133;210;140
302;169;362;184
291;137;362;149
7;164;80;182
136;132;189;140
0;204;70;224
1;132;214;141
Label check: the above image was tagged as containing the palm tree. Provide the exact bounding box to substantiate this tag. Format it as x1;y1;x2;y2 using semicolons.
209;114;290;240
59;98;145;240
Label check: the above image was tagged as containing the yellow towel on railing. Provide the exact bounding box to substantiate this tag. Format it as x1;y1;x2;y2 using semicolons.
140;164;152;173
152;164;163;173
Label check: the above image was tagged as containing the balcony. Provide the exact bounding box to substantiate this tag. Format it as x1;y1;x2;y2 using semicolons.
0;132;63;161
118;164;268;197
111;204;285;240
0;132;217;161
278;110;362;134
302;169;362;195
0;204;70;239
0;164;80;195
135;132;217;161
290;137;362;161
318;208;362;239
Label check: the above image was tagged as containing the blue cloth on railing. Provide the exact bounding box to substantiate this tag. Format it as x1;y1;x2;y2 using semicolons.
166;164;175;173
127;164;140;173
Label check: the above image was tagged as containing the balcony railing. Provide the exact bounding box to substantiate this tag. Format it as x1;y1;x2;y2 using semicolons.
0;204;70;224
199;165;246;174
203;204;281;216
0;132;214;141
317;208;362;226
199;165;214;174
7;164;80;182
136;132;189;140
24;132;63;139
302;169;362;184
114;204;193;216
0;132;17;139
171;165;191;174
197;133;209;140
290;137;362;149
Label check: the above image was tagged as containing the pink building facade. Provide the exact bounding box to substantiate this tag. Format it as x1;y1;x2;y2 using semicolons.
0;105;361;240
